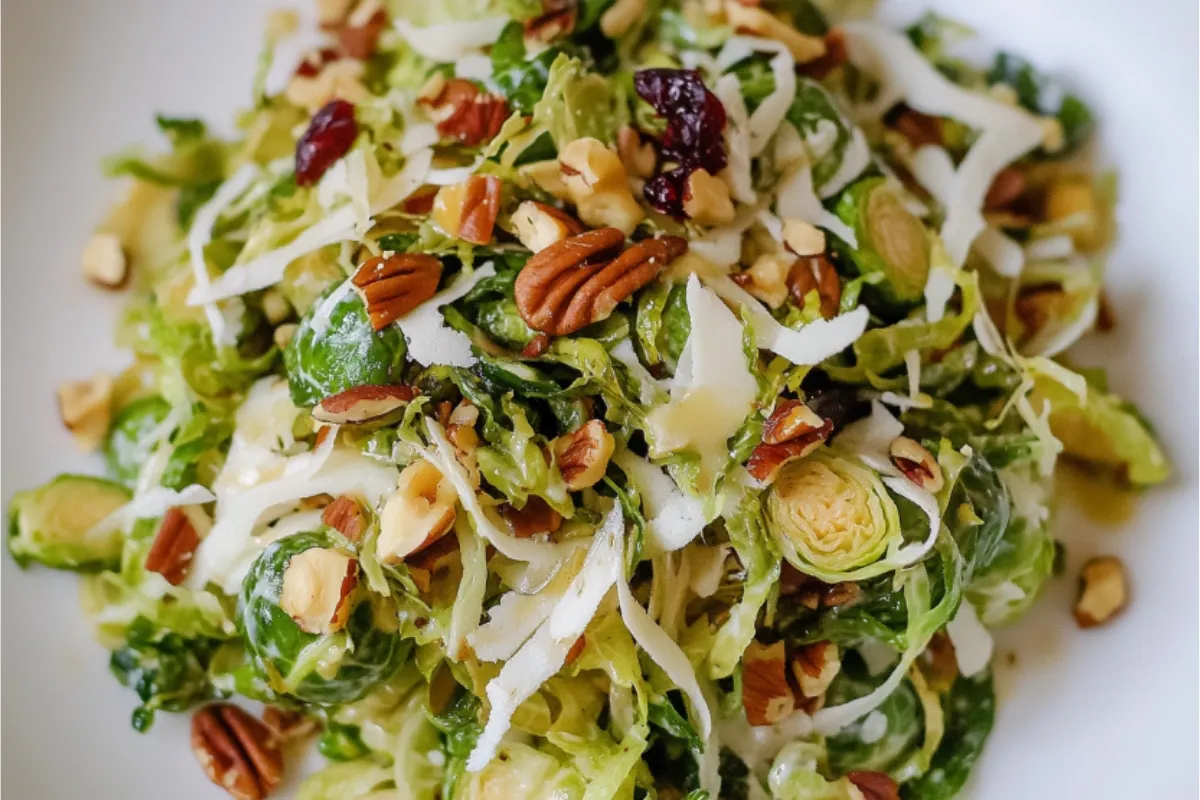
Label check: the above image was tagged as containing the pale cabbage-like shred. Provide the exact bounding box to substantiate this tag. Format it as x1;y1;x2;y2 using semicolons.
1022;294;1099;358
446;522;488;662
610;339;667;404
617;576;712;739
717;36;795;157
842;23;1043;268
703;271;870;365
395;263;495;367
688;213;757;267
1024;233;1075;261
614;451;706;553
394;17;510;62
87;484;217;542
834;400;904;475
883;475;941;565
370;147;433;214
188;205;359;305
468;586;562;662
466;505;622;772
187;164;260;343
685;544;730;598
714;75;756;204
400;124;439;156
946;600;994;678
819;126;871;198
775;152;858;247
973;226;1025;279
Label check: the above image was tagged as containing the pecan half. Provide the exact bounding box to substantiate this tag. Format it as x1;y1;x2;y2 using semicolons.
747;400;833;484
788;254;841;319
351;253;442;330
502;496;564;538
846;771;900;800
422;78;508;147
145;508;200;586
515;229;687;335
322;494;368;542
312;384;418;424
192;704;283;800
552;420;616;491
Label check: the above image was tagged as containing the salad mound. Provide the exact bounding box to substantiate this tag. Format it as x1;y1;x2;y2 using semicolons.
11;1;1170;798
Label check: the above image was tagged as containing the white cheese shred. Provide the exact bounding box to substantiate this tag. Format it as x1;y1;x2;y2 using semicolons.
395;263;496;368
187;164;260;344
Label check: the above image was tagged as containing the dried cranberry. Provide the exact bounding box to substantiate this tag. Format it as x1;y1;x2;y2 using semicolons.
634;69;727;171
295;100;358;187
633;69;728;216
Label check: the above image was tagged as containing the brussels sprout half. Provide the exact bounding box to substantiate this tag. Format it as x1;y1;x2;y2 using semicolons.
767;451;900;576
835;177;931;309
238;530;410;705
284;285;408;407
8;474;131;571
105;395;171;485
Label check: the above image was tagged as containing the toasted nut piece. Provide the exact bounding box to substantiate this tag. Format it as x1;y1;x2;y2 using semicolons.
763;400;825;445
600;0;645;37
421;78;509;147
144;508;201;586
891;106;943;149
417;73;448;105
312;384;418;424
742;640;795;726
57;372;113;451
735;253;793;309
514;230;686;335
559;137;645;234
525;0;576;43
192;704;284;800
616;125;656;179
553;420;615;491
279;547;358;635
406;532;462;593
351;253;443;330
682;168;736;226
502;496;564;538
984;166;1027;211
1039;116;1065;154
433;175;502;245
821;581;862;608
261;289;292;326
1074;555;1128;628
81;233;128;289
1044;177;1099;250
787;254;842;320
285;59;370;112
1013;284;1071;343
889;436;944;493
746;401;833;484
791;641;840;698
300;493;335;510
322;495;369;542
261;707;319;742
921;631;959;693
273;323;299;350
797;28;849;80
448;400;479;428
512;201;586;253
447;417;482;489
378;460;458;564
337;3;388;60
846;771;901;800
520;159;571;198
722;0;827;63
782;218;826;257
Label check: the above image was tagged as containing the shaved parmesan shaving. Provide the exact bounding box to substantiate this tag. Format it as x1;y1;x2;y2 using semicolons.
689;213;757;267
422;419;573;567
704;271;870;365
685;544;730;598
775;155;858;247
400;124;439;156
842;23;1043;268
818;126;871;198
615;451;706;553
187;164;260;343
905;350;921;400
715;75;755;204
395;263;495;367
188;205;358;305
909;145;956;205
370;147;433;214
1024;233;1075;261
718;37;795;156
813;649;912;734
883;476;941;565
617;577;712;738
973;226;1025;278
835;400;904;475
946;601;993;678
394;17;509;63
922;265;959;324
426;154;486;186
647;276;757;489
87;484;217;542
467;507;621;772
468;586;563;662
454;52;493;81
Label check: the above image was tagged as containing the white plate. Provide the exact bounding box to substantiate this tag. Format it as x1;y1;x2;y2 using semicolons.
2;1;1196;797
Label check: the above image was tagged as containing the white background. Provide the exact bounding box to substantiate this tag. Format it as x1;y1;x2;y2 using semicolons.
2;0;1196;797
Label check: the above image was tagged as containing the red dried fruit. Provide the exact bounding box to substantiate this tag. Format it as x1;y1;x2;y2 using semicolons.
295;100;358;187
633;69;727;216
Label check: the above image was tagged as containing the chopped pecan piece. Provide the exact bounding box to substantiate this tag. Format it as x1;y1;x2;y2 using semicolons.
351;253;442;330
797;28;848;79
846;771;900;800
984;166;1028;211
144;507;201;586
525;0;576;43
742;640;795;726
552;420;616;491
788;254;842;319
312;384;418;424
890;106;943;149
502;496;564;538
564;634;587;665
322;495;369;541
514;229;686;335
192;704;283;800
747;400;833;484
433;175;502;246
889;437;944;493
406;532;462;594
421;78;508;147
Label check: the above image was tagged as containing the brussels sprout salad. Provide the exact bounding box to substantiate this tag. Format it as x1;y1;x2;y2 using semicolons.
11;1;1172;798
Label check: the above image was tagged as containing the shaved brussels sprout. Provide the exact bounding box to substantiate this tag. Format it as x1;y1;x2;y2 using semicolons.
284;285;409;407
109;615;220;732
966;516;1055;626
105;396;171;485
239;530;410;704
8;474;130;571
826;657;923;775
767;452;900;575
835;178;931;308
